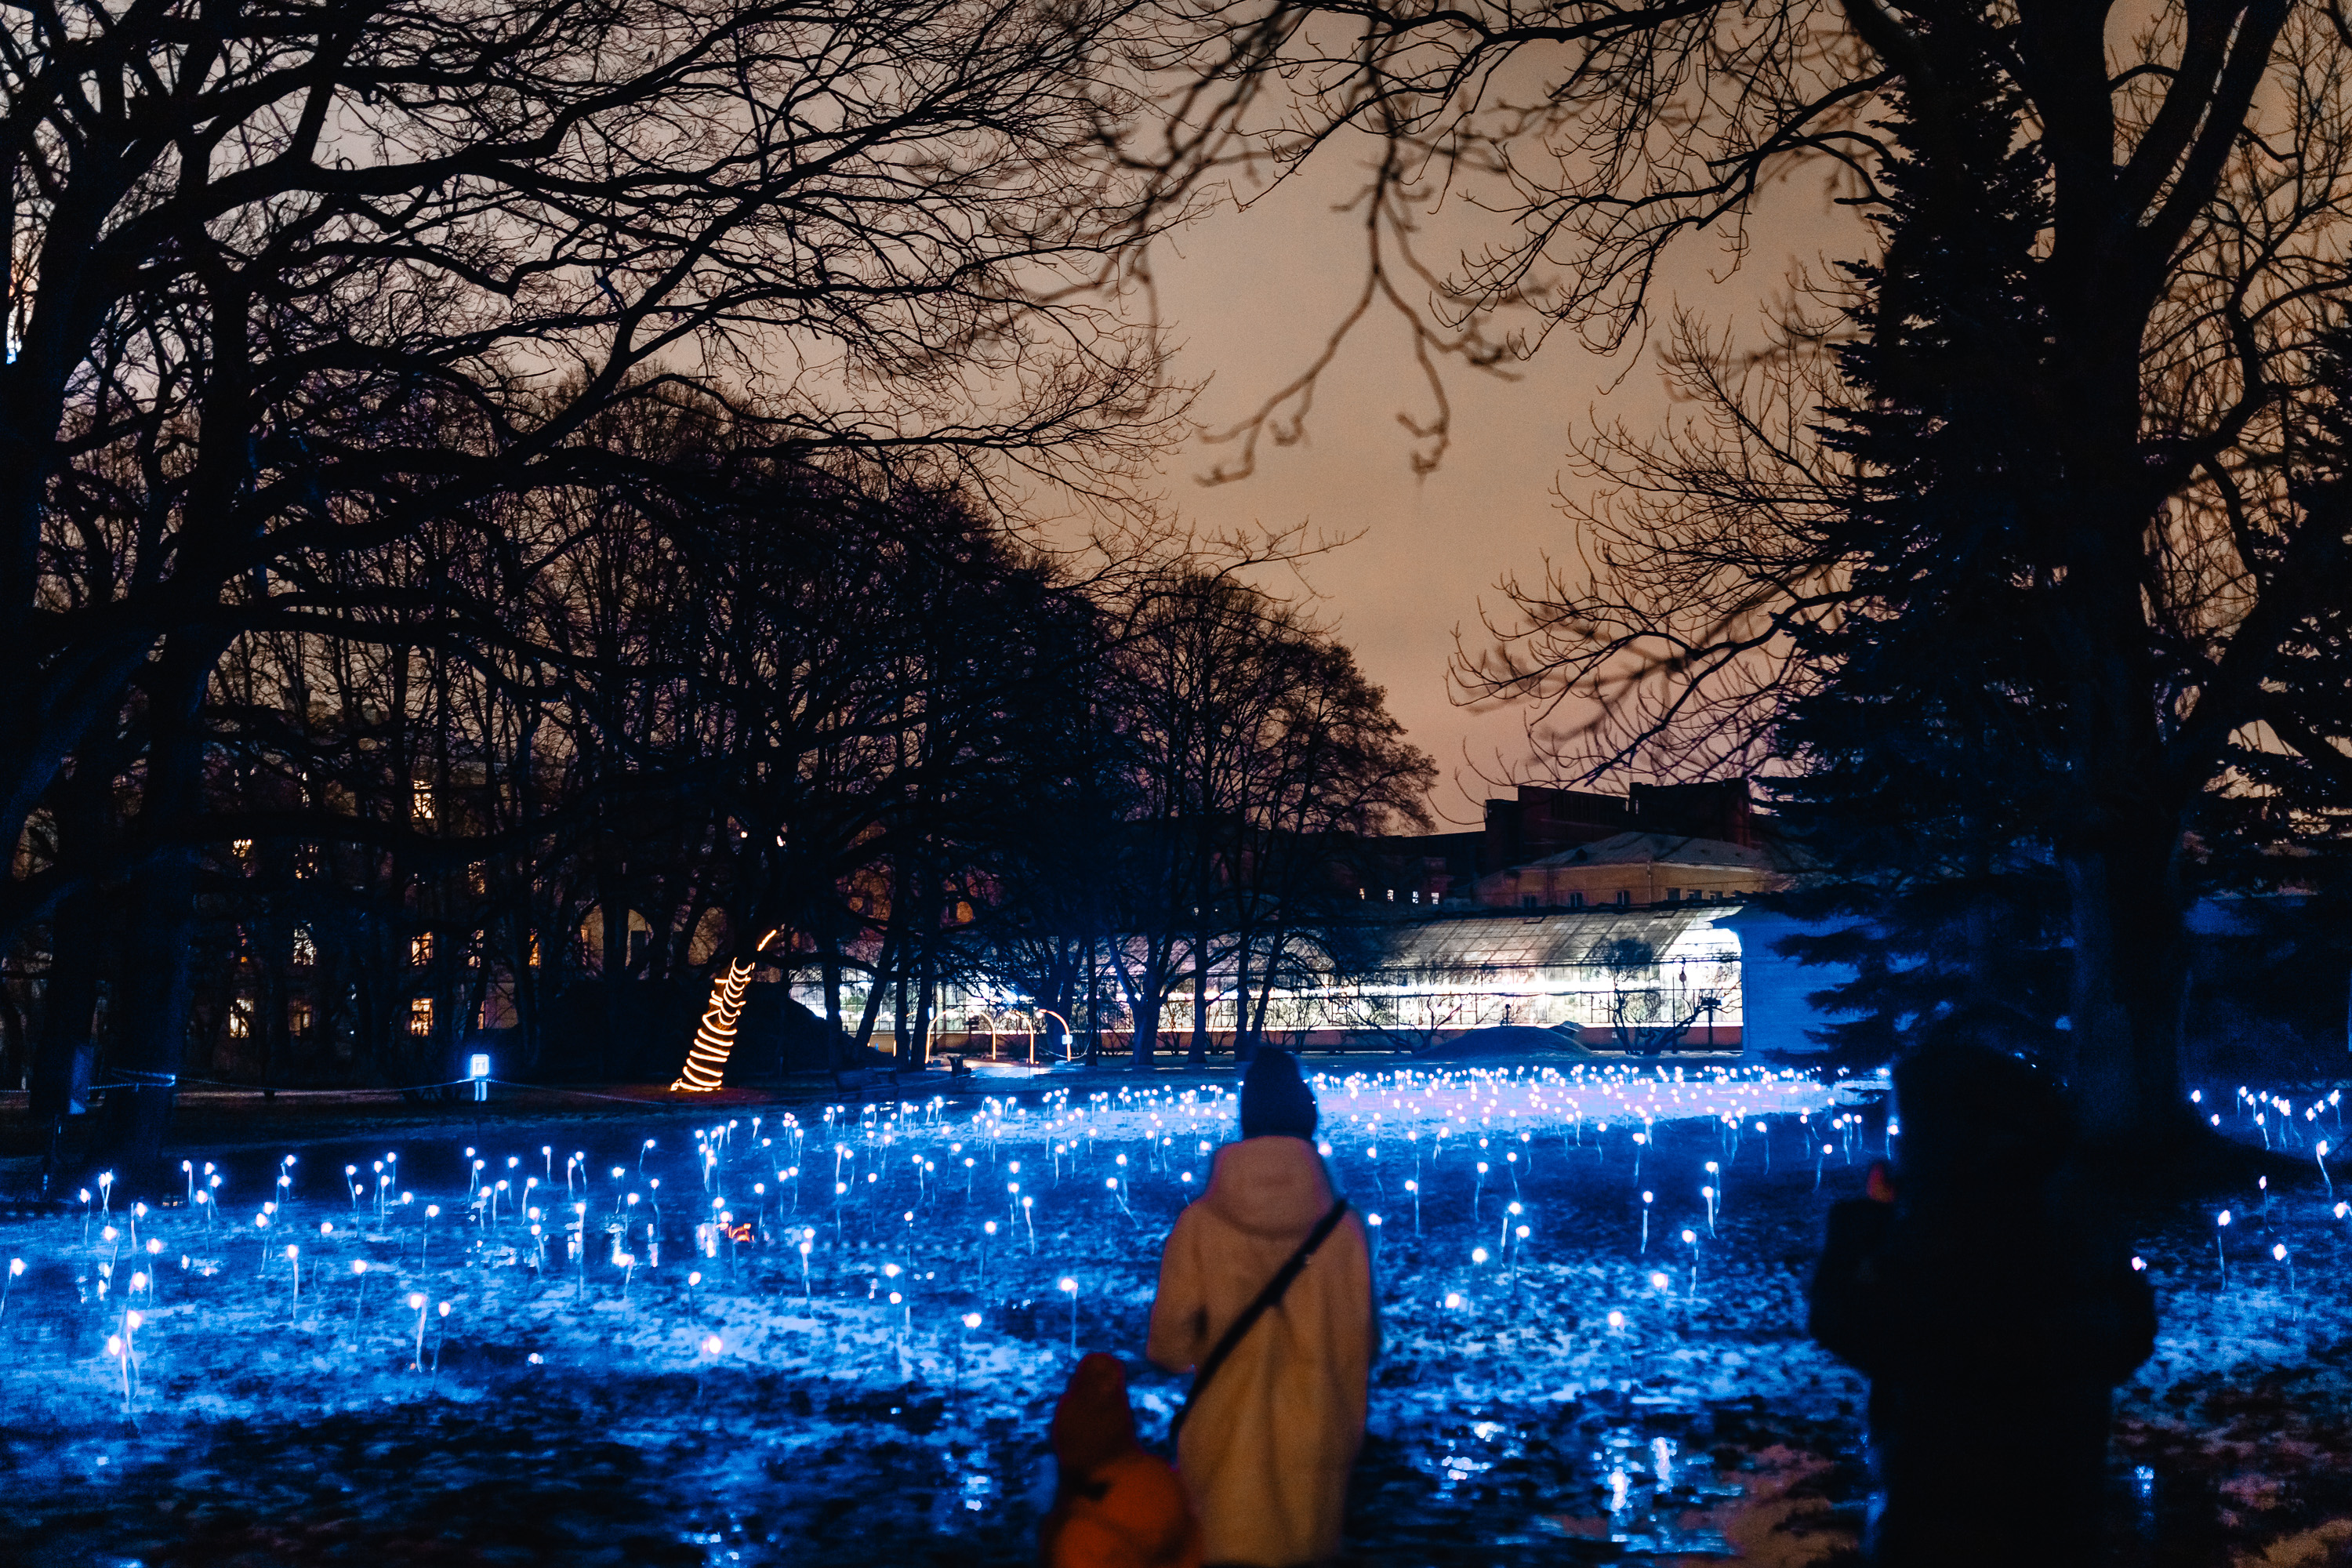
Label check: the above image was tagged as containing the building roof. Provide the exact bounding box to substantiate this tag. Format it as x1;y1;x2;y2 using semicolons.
1513;831;1773;873
1335;905;1739;975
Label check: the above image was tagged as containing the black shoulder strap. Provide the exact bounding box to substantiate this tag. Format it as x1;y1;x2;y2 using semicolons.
1170;1197;1350;1444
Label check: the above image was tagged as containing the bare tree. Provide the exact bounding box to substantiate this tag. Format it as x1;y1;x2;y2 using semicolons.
1106;571;1432;1066
1147;0;2352;1148
5;0;1181;1171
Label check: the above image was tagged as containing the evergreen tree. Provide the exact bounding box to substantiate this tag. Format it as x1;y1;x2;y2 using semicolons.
1767;7;2071;1067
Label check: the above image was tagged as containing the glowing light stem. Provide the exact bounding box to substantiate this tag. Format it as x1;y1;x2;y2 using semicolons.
115;1320;133;1411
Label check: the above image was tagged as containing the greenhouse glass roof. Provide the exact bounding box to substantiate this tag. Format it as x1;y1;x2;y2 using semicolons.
1336;906;1739;975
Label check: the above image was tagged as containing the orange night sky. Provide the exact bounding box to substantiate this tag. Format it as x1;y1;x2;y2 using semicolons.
1136;147;1866;822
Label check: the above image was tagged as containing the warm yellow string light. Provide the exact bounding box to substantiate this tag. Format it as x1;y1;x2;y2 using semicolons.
672;931;779;1092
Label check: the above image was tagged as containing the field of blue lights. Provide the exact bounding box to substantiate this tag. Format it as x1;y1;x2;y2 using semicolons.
2;1065;2349;1566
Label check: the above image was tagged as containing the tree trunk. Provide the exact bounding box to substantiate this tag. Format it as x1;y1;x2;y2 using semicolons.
1250;932;1285;1043
821;940;847;1069
89;640;216;1192
460;952;490;1061
1128;991;1161;1067
598;877;629;1080
30;890;102;1175
1112;945;1158;1068
1232;932;1252;1062
891;955;911;1069
516;923;543;1072
263;955;289;1086
1192;929;1212;1067
1083;939;1101;1062
851;928;896;1058
2062;829;2198;1154
909;946;936;1071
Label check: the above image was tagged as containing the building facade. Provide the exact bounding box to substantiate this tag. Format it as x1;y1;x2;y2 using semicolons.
1474;831;1778;911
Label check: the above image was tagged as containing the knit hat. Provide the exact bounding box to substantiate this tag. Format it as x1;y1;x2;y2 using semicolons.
1051;1352;1138;1477
1240;1047;1319;1141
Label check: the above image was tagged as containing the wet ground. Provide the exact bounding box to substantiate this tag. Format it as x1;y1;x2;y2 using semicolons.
0;1067;2346;1566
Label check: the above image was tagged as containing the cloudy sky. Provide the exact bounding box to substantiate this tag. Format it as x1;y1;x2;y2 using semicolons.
1138;151;1862;822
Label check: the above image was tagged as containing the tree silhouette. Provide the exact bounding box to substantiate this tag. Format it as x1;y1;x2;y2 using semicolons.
1148;0;2352;1148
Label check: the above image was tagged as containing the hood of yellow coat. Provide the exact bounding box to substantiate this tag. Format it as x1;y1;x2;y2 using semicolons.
1204;1135;1334;1238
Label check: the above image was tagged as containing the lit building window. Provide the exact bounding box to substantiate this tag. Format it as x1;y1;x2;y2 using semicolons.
294;844;318;880
231;838;253;863
408;998;434;1036
469;863;486;896
528;931;541;967
411;933;434;966
412;782;434;822
292;926;317;966
227;997;254;1038
290;1000;313;1036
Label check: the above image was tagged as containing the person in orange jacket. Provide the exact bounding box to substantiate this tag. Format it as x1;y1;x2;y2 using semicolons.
1040;1352;1203;1568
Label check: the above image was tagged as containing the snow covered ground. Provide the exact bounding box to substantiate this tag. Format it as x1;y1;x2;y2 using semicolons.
0;1065;2345;1566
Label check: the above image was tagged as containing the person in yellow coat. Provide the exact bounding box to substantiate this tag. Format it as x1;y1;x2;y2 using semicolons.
1147;1049;1377;1567
1040;1352;1203;1568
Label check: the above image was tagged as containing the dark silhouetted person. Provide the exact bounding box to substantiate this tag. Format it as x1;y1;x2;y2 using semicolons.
1148;1048;1375;1566
1040;1352;1202;1568
1809;1011;2156;1567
